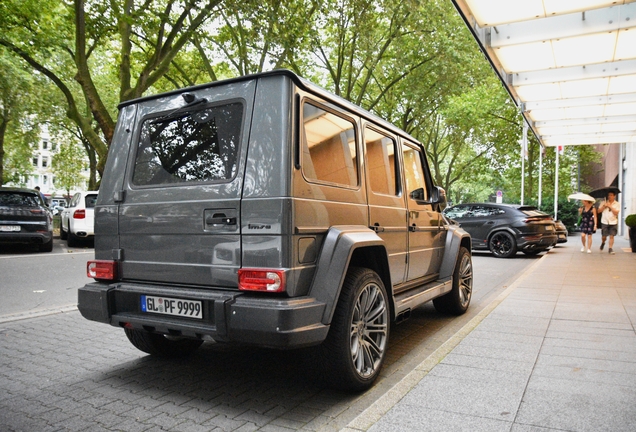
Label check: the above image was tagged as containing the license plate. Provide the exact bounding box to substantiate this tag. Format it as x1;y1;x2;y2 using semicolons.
141;295;202;319
0;225;20;232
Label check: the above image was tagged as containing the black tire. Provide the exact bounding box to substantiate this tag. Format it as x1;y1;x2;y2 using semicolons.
489;231;517;258
67;223;78;247
124;328;203;357
318;267;390;392
60;224;68;240
39;238;54;252
433;247;473;315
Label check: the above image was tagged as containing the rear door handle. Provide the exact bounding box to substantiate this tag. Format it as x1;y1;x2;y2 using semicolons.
206;215;237;226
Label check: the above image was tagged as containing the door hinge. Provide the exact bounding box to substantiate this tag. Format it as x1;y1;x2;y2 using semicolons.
114;190;126;203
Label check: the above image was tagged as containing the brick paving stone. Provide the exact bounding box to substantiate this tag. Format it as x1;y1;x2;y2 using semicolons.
202;414;249;431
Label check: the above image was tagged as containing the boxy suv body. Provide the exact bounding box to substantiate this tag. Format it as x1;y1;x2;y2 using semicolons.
78;70;472;391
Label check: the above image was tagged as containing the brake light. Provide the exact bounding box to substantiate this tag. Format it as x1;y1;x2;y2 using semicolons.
73;209;86;219
238;269;286;293
87;260;118;280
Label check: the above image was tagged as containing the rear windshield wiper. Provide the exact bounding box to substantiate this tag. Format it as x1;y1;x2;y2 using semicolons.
151;93;208;124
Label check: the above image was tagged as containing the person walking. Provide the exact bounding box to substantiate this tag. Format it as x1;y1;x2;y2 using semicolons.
598;191;620;254
578;200;597;253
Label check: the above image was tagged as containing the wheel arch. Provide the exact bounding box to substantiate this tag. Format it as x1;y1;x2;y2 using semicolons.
308;226;391;325
439;225;472;280
487;227;517;243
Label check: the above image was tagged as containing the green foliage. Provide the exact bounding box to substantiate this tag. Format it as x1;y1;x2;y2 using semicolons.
625;214;636;228
539;199;580;232
52;141;86;196
0;0;609;203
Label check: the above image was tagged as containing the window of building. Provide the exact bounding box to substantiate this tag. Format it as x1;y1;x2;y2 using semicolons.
32;157;39;167
43;175;48;185
42;140;48;150
42;156;48;168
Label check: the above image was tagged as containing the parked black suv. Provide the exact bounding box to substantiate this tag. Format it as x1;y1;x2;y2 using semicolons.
78;70;473;391
444;203;557;258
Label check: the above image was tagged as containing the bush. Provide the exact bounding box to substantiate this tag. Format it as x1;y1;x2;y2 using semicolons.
540;199;579;232
625;214;636;228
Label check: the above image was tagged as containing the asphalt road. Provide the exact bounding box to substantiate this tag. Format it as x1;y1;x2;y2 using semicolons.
0;239;94;318
0;239;560;431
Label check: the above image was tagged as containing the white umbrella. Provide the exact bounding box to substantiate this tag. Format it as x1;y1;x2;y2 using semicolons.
567;192;596;202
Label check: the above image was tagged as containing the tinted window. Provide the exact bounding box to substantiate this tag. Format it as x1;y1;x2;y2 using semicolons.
133;102;243;186
85;194;98;208
445;205;471;219
0;192;39;206
365;127;397;196
471;205;505;217
301;102;358;187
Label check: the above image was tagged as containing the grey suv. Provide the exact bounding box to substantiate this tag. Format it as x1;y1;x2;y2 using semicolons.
78;70;472;391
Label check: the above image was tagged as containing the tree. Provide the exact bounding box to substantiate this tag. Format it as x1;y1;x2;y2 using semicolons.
0;47;38;184
0;0;223;185
52;141;86;197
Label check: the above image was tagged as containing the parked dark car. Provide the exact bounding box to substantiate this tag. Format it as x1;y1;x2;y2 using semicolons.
555;220;568;243
443;203;557;258
0;187;54;252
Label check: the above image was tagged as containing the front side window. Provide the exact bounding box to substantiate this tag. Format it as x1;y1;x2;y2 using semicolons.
301;102;358;187
132;102;243;186
402;144;428;201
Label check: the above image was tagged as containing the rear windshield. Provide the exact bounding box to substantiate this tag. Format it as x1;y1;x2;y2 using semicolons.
521;209;548;217
0;192;39;206
132;102;243;186
85;194;98;208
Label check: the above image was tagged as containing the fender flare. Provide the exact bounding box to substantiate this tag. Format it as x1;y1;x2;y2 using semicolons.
308;225;388;325
439;225;472;280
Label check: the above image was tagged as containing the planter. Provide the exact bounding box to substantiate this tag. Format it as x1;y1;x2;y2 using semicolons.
630;227;636;253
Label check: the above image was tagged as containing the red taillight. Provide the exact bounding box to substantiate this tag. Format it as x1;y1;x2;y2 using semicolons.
238;269;286;293
87;260;118;280
73;209;86;219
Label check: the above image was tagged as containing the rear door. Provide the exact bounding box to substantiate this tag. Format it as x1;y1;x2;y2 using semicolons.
118;81;256;288
363;125;407;286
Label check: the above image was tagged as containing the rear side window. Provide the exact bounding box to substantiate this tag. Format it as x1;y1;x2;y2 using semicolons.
132;102;243;186
364;127;397;196
301;102;358;187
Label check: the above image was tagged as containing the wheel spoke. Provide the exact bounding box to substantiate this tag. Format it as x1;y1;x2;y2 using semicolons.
350;282;388;377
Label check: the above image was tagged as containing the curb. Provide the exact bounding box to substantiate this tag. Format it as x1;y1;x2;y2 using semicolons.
0;304;78;324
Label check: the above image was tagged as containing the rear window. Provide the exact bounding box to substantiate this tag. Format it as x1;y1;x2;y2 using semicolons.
132;102;243;186
521;209;548;217
0;192;39;206
85;194;98;208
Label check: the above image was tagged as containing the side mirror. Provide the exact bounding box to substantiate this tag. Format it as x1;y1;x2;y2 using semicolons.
430;186;447;210
409;188;425;201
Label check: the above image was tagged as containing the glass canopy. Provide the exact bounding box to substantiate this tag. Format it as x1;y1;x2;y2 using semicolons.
452;0;636;147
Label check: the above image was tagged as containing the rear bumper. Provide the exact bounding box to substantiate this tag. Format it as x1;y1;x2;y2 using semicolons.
78;282;329;348
517;233;558;250
0;231;52;245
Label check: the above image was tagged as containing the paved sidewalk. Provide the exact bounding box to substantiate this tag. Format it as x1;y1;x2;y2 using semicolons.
345;234;636;432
